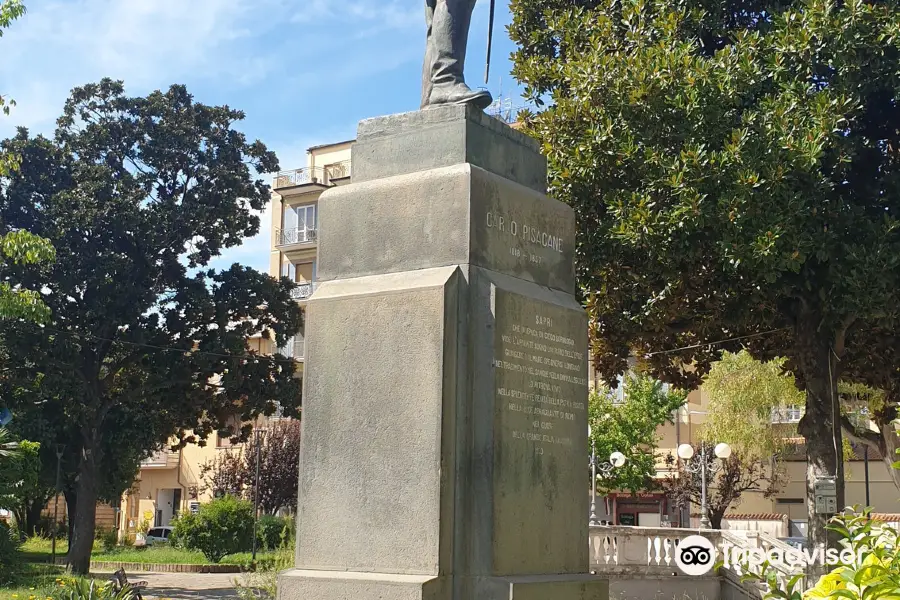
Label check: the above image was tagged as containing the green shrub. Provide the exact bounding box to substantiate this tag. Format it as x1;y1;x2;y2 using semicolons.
94;526;118;553
171;496;254;563
0;521;22;584
256;515;292;551
742;508;900;599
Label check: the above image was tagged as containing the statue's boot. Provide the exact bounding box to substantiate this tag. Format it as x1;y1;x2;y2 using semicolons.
422;0;493;110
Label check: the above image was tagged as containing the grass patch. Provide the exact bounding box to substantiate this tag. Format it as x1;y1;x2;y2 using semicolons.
18;537;278;566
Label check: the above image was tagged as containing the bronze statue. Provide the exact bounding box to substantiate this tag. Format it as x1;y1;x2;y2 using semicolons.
422;0;494;110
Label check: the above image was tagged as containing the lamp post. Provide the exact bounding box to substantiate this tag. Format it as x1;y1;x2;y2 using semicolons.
677;442;731;529
50;445;64;565
588;425;626;525
251;427;267;563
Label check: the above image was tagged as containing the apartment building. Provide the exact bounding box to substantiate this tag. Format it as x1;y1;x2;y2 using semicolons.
268;141;353;370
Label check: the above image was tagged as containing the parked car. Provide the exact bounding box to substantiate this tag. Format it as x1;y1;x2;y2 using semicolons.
145;526;173;545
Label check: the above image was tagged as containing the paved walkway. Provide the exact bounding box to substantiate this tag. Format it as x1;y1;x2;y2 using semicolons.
104;572;240;600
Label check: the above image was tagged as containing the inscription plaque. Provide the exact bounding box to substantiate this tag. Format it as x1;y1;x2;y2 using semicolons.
491;287;589;575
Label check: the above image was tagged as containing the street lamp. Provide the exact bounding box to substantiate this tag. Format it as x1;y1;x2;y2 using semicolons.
51;445;64;565
677;442;731;529
251;427;268;563
588;425;627;526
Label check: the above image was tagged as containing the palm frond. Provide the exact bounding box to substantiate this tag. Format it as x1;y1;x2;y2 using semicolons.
0;427;19;458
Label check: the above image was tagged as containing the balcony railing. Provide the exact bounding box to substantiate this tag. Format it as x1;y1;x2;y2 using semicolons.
325;160;351;181
273;166;327;189
290;282;316;300
273;161;352;190
141;450;179;469
276;227;317;247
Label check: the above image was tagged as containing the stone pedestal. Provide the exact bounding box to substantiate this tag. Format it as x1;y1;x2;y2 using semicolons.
278;105;608;600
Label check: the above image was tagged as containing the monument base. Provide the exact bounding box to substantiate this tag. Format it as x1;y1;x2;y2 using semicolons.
278;569;609;600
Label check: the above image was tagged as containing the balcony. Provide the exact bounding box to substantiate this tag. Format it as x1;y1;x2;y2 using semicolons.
141;450;179;469
290;281;316;301
276;227;317;249
272;161;351;197
324;160;351;182
278;334;305;361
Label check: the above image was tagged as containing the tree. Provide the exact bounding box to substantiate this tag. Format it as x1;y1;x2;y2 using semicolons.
200;450;245;500
838;381;900;492
510;0;900;544
0;0;25;183
0;79;303;574
200;420;302;515
0;438;52;534
701;350;805;461
0;0;54;319
244;420;301;515
661;443;784;529
589;372;687;494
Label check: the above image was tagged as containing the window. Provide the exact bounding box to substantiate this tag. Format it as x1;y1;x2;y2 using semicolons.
772;405;804;423
282;204;317;243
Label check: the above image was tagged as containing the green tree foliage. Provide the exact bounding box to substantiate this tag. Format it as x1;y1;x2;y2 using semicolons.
0;425;16;457
0;2;55;323
0;521;22;584
0;79;303;574
172;495;255;563
589;372;686;493
0;438;53;533
510;0;900;544
0;0;25;178
744;509;900;599
839;381;900;493
0;230;54;322
701;351;805;461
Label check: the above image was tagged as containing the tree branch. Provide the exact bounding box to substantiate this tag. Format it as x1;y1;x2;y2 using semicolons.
833;313;857;357
840;415;885;454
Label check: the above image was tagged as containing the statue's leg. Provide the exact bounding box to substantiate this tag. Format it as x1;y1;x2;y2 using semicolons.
423;0;492;109
422;0;436;108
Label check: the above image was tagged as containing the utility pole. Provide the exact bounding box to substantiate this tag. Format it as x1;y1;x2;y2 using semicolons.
251;428;264;562
864;446;871;507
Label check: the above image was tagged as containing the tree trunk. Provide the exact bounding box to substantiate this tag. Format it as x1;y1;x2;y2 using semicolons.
710;508;726;530
795;314;845;548
65;490;77;544
25;499;45;536
68;448;99;575
883;428;900;492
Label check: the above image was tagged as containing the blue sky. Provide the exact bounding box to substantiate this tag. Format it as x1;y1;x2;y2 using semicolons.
0;0;525;274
